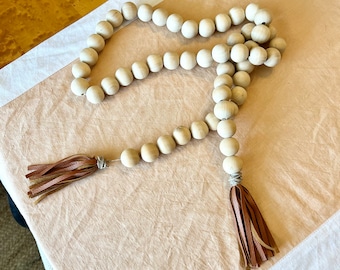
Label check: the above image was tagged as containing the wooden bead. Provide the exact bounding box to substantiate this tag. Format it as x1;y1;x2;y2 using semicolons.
87;34;105;52
205;112;220;131
180;51;197;70
215;14;231;32
219;138;239;156
223;156;243;174
181;20;199;39
251;25;271;44
269;25;277;40
72;62;91;78
244;40;259;51
229;7;245;25
152;8;168;27
166;14;184;33
199;18;215;38
163;52;179;70
147;54;163;72
231;86;248;105
120;148;140;167
96;21;114;39
233;71;251;88
80;48;98;66
236;60;255;74
190;121;209;139
157;135;176;154
141;143;160;163
248;47;267;66
196;49;213;68
121;2;137;21
101;76;120;95
241;23;255;40
214;100;239;120
212;44;230;64
137;4;153;22
264;48;281;67
214;74;233;88
230;44;249;63
269;37;287;54
245;3;259;22
131;61;149;80
254;9;272;25
71;78;89;96
106;10;124;27
115;67;133;86
173;126;191;145
217;119;236;138
216;62;235;76
226;33;245;46
212;85;232;103
86;85;105;104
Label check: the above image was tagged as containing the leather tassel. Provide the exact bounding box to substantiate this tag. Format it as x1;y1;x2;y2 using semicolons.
230;184;278;268
26;154;105;204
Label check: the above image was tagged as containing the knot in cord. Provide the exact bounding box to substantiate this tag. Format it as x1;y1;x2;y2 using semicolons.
228;172;242;187
96;156;107;170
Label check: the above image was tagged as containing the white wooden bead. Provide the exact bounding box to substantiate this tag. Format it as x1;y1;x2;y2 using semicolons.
180;51;197;70
236;60;255;73
269;37;287;54
121;2;137;21
233;71;251;88
219;138;239;156
147;54;163;72
181;20;199;39
141;143;160;163
137;4;153;22
115;67;133;86
241;23;255;40
214;74;233;88
217;119;236;138
223;156;243;174
80;48;98;66
229;7;245;25
190;121;209;139
163;52;180;70
166;14;184;33
87;34;105;52
72;62;91;78
269;25;277;40
215;14;231;32
120;148;140;167
244;40;259;50
86;85;105;104
212;44;230;64
152;8;168;27
212;85;232;103
96;21;114;39
248;46;268;66
254;9;272;25
157;135;176;154
226;33;245;46
231;86;248;105
71;78;89;96
214;100;239;120
251;25;271;44
199;18;215;38
101;76;120;95
205;112;220;131
196;49;213;68
131;61;149;80
216;62;235;76
264;48;281;67
106;10;124;27
173;126;191;145
245;3;259;22
230;44;249;63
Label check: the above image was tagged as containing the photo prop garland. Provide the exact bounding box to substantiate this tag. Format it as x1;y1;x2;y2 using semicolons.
26;2;286;268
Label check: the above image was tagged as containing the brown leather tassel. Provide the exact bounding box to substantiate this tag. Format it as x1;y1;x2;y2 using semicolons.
230;184;278;268
26;154;105;204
